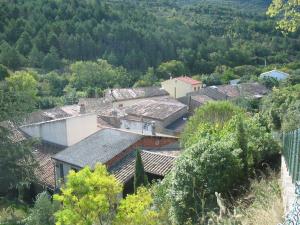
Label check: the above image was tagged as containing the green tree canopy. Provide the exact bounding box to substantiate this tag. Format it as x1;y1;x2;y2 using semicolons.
70;59;131;91
267;0;300;32
181;101;243;148
157;60;186;79
26;191;59;225
114;187;159;225
0;71;38;193
164;102;279;224
54;164;122;225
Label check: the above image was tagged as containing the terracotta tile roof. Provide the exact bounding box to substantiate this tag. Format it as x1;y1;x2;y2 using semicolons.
110;150;177;183
176;76;201;85
33;144;61;190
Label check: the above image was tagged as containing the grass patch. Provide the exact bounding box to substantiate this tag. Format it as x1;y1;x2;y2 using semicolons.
207;171;284;224
237;171;283;225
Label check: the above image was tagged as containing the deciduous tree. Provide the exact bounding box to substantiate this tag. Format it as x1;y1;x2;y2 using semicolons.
54;164;122;225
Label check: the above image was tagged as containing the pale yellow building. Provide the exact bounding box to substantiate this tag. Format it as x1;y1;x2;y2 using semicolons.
161;76;202;98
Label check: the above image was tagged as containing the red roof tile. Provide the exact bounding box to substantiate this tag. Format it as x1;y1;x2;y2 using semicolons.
176;76;201;85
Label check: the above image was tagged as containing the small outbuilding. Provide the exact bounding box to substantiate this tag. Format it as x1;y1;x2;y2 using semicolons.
260;70;289;81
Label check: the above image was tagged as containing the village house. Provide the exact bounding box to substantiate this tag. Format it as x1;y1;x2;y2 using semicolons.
52;128;179;194
17;109;181;194
78;95;188;135
161;76;202;98
260;69;289;81
20;114;99;147
184;83;268;113
122;96;188;133
104;86;169;108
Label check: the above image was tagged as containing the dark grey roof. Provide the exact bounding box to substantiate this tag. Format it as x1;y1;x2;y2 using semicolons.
52;128;143;168
110;150;176;183
105;87;168;102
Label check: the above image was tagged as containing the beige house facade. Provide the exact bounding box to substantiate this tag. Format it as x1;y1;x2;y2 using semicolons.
161;76;202;98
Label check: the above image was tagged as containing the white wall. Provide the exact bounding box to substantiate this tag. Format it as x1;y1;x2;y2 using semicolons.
21;114;98;146
66;114;98;146
120;119;154;135
21;119;68;146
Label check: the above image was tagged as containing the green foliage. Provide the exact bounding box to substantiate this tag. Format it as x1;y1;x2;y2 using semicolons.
261;84;300;131
1;0;299;76
70;59;131;91
53;164;122;225
42;47;61;71
237;116;248;180
134;149;149;193
0;42;24;70
0;197;29;225
165;102;279;223
181;101;243;147
134;67;158;87
28;46;44;68
0;64;9;80
5;71;38;110
157;60;186;79
259;76;279;89
16;32;32;56
267;0;300;32
114;187;159;225
0;71;38;193
167;139;242;224
25;192;59;225
40;72;68;97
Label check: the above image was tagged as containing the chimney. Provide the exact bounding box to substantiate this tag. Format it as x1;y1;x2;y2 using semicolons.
79;104;86;114
151;121;156;135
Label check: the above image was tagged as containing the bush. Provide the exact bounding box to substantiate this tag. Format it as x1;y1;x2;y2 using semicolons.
167;139;242;224
163;102;280;224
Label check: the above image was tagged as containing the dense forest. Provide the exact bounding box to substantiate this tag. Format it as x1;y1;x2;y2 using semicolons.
1;0;300;75
1;0;300;108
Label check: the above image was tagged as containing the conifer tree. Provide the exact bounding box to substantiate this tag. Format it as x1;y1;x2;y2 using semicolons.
134;149;148;193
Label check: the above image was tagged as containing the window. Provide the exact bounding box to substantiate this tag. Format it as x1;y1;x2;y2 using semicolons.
194;87;196;91
198;87;200;91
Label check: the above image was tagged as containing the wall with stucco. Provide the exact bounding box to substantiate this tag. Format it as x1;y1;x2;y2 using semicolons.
66;114;98;146
21;119;68;146
21;114;98;147
161;79;201;98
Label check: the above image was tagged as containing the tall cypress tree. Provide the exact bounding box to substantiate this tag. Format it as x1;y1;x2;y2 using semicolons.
237;116;248;182
134;149;148;193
